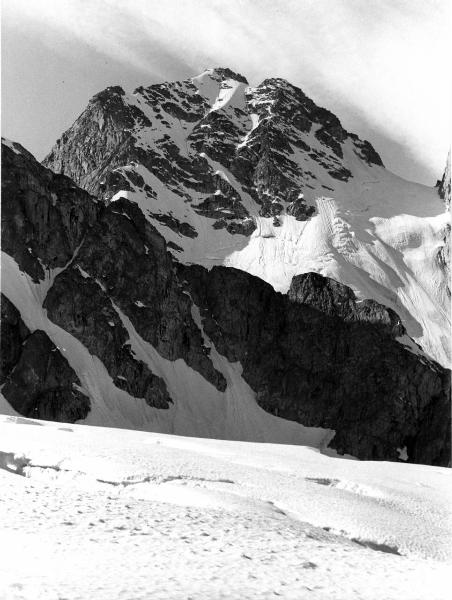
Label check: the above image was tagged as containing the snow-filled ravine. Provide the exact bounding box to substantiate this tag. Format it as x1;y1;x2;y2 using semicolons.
0;417;450;600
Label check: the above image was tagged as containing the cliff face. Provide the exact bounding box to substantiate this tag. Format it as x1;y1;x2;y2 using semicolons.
1;138;99;282
183;266;449;464
1;294;90;422
2;138;450;465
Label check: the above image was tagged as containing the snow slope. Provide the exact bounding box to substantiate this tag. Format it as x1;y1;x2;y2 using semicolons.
0;417;450;600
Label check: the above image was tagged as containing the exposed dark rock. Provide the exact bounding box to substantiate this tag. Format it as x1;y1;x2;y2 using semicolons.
67;197;226;391
182;264;450;465
437;223;450;281
194;192;249;221
167;240;184;253
286;197;316;220
3;139;225;417
288;272;405;337
348;133;384;167
0;294;90;422
212;217;257;236
43;268;171;408
149;212;198;238
436;155;451;297
208;67;249;85
43;86;148;197
1;294;30;382
328;166;353;181
1;141;99;281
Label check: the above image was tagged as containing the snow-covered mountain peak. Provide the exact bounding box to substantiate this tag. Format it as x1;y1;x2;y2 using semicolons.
41;69;450;367
191;68;249;115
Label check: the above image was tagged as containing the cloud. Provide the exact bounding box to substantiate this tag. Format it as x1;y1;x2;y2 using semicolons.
3;0;451;181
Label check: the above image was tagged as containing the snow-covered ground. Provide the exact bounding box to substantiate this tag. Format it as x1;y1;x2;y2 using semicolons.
0;416;450;600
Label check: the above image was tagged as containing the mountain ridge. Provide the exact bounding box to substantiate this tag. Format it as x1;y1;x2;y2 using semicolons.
41;68;450;367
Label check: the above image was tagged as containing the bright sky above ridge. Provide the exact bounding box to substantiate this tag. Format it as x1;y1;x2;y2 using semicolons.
2;0;450;184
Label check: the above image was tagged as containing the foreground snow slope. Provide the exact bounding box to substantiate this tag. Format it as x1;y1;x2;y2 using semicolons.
0;417;450;600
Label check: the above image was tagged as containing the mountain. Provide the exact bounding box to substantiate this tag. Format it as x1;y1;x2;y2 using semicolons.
1;68;450;464
43;68;451;368
1;129;450;465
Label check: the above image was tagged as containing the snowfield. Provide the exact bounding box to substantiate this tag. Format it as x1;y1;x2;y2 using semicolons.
0;416;451;600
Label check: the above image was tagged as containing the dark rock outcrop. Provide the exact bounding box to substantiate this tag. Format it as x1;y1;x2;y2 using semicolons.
182;265;450;465
1;139;99;282
0;294;29;380
288;272;405;338
43;197;226;393
42;269;172;408
2;140;225;414
0;294;90;421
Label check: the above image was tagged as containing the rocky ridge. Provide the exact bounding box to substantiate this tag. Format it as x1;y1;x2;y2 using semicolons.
43;68;382;230
1;293;90;422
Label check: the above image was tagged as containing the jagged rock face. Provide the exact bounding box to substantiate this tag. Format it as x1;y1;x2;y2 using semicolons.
2;140;225;412
42;268;172;408
182;265;450;465
288;272;405;338
43;197;226;394
43;67;382;226
0;294;90;421
1;294;30;380
1;139;99;282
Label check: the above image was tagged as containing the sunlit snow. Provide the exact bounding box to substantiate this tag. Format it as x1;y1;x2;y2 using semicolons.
0;417;450;600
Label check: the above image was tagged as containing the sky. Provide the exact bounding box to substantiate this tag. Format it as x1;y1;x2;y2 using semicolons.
1;0;450;184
